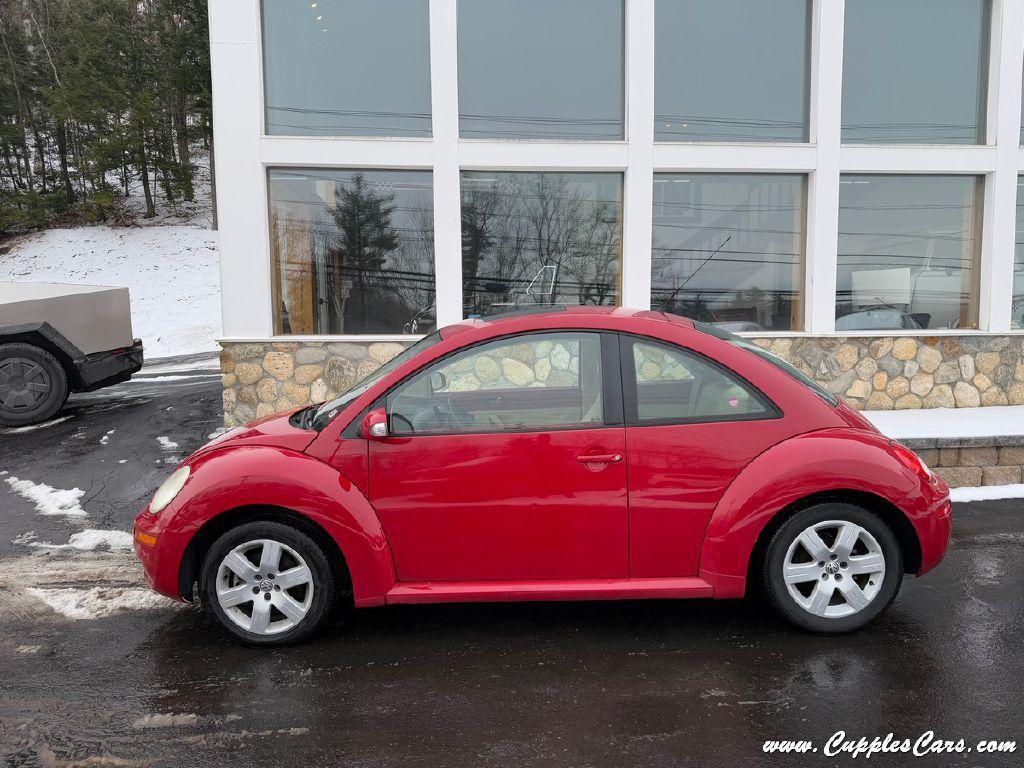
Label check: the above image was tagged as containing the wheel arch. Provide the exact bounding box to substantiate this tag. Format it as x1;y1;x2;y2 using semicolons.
0;324;81;388
743;490;923;596
177;504;352;603
698;429;927;598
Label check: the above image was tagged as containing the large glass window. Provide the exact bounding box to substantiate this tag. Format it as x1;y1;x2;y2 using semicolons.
836;175;982;331
651;174;806;332
457;0;623;139
389;332;605;434
461;172;623;316
269;169;435;335
262;0;431;137
654;0;809;143
841;0;989;144
1014;179;1024;329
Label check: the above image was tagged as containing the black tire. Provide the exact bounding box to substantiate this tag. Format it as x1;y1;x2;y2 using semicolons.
762;503;903;634
0;343;69;427
200;521;336;646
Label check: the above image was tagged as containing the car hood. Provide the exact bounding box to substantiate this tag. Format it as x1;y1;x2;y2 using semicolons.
191;407;317;459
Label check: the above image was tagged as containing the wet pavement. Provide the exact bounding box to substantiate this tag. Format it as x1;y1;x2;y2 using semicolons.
0;360;1022;767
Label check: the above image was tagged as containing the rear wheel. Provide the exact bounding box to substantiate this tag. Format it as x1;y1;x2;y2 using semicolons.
0;343;68;427
200;521;336;645
763;503;903;633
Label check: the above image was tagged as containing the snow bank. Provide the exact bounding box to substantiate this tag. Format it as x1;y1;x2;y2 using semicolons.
950;484;1024;502
4;476;86;517
864;405;1024;440
26;586;176;620
31;529;134;552
0;223;220;359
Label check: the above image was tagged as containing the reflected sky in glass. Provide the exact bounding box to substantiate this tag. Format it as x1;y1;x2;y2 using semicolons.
262;0;431;137
655;0;809;143
842;0;989;144
458;0;623;140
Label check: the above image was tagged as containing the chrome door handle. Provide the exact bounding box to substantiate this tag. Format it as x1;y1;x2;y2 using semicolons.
576;453;622;464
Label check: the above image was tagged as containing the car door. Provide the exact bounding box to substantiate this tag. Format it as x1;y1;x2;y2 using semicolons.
621;335;794;577
368;331;628;582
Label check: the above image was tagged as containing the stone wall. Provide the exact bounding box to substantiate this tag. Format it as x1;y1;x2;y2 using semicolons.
907;442;1024;488
745;335;1024;411
220;341;411;427
220;334;1024;426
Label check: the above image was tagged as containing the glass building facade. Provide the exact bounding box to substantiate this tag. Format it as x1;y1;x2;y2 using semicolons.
230;0;1024;338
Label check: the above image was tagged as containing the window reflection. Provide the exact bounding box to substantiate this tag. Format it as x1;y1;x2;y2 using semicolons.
457;0;623;139
836;175;981;331
461;172;623;317
651;174;806;332
262;0;431;137
841;0;989;144
655;0;810;143
269;169;435;335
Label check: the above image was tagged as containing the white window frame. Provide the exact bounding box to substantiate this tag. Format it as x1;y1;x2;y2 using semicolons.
210;0;1024;344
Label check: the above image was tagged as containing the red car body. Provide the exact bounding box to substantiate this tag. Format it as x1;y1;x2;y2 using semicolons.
134;308;951;609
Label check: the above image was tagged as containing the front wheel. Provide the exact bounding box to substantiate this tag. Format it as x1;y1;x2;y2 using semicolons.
200;521;336;645
763;503;903;633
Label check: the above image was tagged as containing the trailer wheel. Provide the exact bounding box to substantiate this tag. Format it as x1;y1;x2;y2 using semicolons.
0;343;69;427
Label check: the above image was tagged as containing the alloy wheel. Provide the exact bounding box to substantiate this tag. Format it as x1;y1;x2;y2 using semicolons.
215;538;315;635
0;357;52;413
783;519;886;619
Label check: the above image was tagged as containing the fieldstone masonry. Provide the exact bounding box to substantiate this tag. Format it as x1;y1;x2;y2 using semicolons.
220;334;1024;487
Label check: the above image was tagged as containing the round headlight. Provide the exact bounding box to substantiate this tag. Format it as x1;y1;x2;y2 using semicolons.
150;465;190;514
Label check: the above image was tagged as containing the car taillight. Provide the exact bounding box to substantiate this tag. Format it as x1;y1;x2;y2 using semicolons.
889;440;933;481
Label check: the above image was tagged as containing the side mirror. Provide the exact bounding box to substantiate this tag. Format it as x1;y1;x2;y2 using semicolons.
430;371;448;391
361;408;388;440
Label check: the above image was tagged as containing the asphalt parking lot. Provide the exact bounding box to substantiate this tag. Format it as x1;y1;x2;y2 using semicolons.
0;360;1022;767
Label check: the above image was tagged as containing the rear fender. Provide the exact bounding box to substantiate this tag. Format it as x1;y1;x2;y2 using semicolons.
157;445;395;606
698;429;923;598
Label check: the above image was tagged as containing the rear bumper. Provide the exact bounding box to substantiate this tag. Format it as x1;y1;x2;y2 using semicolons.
76;339;143;391
915;491;952;576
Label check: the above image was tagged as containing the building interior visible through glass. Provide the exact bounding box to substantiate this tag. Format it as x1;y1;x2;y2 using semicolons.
836;175;981;331
651;175;805;332
460;172;623;322
269;169;436;335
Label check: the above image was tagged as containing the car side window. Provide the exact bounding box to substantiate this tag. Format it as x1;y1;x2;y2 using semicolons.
388;332;605;435
626;339;768;424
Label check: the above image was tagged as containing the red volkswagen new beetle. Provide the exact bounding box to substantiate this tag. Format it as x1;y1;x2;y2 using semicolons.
134;308;951;645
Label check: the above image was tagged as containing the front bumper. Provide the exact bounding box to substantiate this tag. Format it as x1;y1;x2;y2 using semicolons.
76;339;144;392
133;507;188;601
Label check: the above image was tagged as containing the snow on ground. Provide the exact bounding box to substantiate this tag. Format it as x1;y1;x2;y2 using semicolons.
31;529;134;552
864;405;1024;440
950;484;1024;502
0;222;220;358
156;436;179;450
4;476;86;518
26;585;175;620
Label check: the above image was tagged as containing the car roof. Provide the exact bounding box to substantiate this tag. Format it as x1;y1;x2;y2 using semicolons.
441;306;695;338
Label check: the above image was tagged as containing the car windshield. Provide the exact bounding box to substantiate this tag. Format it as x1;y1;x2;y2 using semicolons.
311;331;443;430
693;321;839;406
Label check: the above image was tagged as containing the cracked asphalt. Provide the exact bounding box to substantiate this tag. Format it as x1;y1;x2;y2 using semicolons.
1;358;1022;767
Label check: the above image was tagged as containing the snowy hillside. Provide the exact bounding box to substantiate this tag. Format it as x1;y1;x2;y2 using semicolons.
1;224;220;359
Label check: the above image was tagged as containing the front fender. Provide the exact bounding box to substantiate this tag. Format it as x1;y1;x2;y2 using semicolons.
138;445;395;606
698;428;940;598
